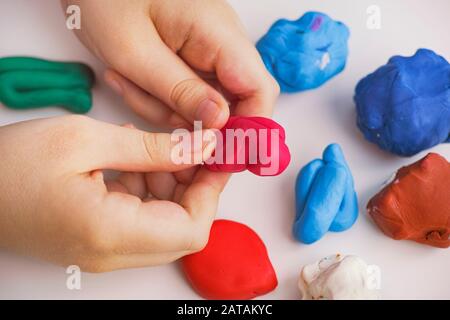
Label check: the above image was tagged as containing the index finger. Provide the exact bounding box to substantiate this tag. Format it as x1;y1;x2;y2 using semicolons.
214;36;280;117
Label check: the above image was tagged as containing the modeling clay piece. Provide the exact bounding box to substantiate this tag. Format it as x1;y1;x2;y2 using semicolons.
298;254;380;300
368;153;450;248
182;220;278;300
256;11;350;93
355;49;450;156
0;57;95;113
293;144;358;244
205;116;291;176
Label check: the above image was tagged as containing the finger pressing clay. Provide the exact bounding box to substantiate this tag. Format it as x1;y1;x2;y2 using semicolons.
355;49;450;156
298;254;380;300
293;144;358;244
0;57;95;113
256;11;349;93
368;153;450;248
205;116;291;176
182;220;278;300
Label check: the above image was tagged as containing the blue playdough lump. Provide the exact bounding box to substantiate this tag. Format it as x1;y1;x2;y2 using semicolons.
256;11;350;93
355;49;450;157
293;144;358;244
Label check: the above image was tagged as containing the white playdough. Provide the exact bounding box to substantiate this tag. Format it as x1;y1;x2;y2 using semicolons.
298;254;380;300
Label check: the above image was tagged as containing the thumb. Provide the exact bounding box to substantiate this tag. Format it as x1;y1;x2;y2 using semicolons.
109;39;229;129
72;117;216;172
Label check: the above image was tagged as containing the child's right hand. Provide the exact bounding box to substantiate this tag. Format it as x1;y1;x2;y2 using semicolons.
0;115;228;272
64;0;279;129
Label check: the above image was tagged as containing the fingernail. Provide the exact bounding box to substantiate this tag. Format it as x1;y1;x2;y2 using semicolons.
122;123;136;129
106;77;123;95
195;99;222;127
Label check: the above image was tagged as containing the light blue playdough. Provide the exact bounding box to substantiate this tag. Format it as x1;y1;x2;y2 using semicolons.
293;144;358;244
256;11;350;93
355;49;450;157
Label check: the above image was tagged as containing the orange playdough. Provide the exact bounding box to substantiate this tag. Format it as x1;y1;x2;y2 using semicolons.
368;153;450;248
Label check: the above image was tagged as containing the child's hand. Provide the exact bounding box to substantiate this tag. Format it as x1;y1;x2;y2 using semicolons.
64;0;279;129
0;116;228;272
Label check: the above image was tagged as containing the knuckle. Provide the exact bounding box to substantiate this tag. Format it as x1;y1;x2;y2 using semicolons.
188;227;211;253
143;132;164;163
170;79;206;110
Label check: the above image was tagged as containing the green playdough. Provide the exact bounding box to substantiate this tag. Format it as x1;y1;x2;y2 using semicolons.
0;57;95;113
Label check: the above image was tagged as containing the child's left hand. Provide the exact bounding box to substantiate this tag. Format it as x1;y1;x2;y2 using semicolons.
0;115;229;272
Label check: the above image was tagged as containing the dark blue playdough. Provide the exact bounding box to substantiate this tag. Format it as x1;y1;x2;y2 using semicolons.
355;49;450;157
256;11;349;93
293;144;358;244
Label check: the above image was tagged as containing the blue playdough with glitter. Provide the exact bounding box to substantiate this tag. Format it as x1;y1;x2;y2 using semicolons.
293;144;358;244
256;11;350;93
355;49;450;157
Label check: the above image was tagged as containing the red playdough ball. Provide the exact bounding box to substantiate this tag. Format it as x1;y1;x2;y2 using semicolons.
205;116;291;176
182;220;278;300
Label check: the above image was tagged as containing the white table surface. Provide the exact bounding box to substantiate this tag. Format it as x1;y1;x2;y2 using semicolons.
0;0;449;300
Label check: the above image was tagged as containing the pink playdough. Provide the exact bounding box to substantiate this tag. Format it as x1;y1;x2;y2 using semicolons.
205;116;291;176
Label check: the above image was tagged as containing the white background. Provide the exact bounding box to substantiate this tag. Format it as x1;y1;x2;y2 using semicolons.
0;0;449;300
